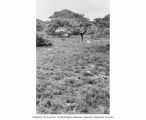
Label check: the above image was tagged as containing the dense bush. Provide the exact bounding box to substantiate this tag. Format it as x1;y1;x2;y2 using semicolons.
36;33;53;47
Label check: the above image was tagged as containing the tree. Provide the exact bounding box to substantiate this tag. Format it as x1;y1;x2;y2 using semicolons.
47;9;91;36
93;18;103;26
93;14;110;28
90;14;110;39
49;9;84;20
103;14;110;22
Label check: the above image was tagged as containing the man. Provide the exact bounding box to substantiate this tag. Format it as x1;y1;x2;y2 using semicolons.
79;24;85;41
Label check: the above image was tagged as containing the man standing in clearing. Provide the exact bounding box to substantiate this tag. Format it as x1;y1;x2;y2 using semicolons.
79;24;85;41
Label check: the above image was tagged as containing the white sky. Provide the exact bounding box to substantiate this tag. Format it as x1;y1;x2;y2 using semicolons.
36;0;109;21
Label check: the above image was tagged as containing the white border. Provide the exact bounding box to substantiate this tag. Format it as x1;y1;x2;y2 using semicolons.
0;0;146;120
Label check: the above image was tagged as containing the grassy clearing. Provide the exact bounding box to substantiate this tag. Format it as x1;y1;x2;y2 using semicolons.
36;36;110;114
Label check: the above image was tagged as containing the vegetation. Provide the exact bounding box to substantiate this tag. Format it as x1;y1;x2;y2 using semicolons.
36;32;53;47
36;19;46;32
90;14;110;39
36;37;109;114
46;9;91;36
36;10;110;45
36;9;110;114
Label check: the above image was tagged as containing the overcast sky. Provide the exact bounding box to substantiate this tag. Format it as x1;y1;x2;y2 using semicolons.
36;0;109;21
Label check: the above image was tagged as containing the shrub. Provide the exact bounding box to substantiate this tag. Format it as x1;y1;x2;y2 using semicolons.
36;33;53;47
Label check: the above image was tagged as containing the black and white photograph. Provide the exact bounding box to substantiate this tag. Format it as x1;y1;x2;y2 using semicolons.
1;0;146;119
36;0;110;114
